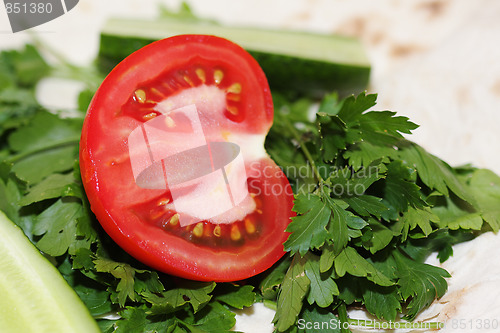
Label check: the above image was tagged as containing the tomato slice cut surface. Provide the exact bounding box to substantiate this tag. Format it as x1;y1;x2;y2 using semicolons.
80;35;294;281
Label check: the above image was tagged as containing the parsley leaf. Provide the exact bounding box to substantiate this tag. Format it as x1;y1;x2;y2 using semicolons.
396;207;440;241
93;257;139;307
336;92;377;124
143;281;215;314
259;257;291;300
33;198;82;256
362;284;401;322
273;254;310;332
6;111;81;185
343;195;388;218
1;44;50;86
215;284;255;309
399;229;474;263
343;141;396;170
304;254;339;308
432;196;483;231
384;161;425;211
334;247;393;287
18;173;78;206
359;110;417;139
299;305;341;333
181;301;236;333
393;250;450;320
8;111;81;154
112;306;150;333
324;195;357;255
11;145;77;184
397;141;471;202
363;219;393;254
467;169;500;232
284;194;331;256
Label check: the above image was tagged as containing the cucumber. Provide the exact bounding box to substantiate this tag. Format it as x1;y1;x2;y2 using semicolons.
0;211;100;333
98;18;370;98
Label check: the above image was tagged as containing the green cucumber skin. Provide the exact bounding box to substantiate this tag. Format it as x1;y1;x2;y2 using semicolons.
98;35;151;73
98;34;370;98
0;211;100;333
248;50;369;98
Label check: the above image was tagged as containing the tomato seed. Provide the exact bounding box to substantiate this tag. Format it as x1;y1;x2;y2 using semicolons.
169;213;180;226
213;225;222;237
143;112;157;121
195;68;206;83
193;223;204;237
226;83;241;94
157;198;170;206
227;106;239;116
134;89;147;103
244;217;256;234
230;225;241;241
213;69;224;85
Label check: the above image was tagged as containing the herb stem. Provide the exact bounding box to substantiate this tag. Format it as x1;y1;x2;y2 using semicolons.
29;31;73;67
282;117;323;184
263;299;277;311
6;137;81;164
337;303;351;333
92;311;122;320
51;65;103;91
29;33;103;89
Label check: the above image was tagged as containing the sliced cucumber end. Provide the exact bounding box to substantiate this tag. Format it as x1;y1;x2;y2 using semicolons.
98;17;370;98
0;212;100;333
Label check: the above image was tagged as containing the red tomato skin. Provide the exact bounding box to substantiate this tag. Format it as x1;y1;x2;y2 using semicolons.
80;35;293;281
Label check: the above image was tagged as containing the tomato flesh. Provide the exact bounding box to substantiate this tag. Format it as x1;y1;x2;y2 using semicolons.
80;35;294;281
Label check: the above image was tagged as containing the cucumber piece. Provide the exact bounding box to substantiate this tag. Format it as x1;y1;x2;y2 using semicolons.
98;18;370;98
0;211;100;333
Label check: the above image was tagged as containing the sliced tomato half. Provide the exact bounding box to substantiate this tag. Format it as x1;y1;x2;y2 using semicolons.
80;35;294;281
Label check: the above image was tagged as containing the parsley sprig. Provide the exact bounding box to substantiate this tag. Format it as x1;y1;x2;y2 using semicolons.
2;44;500;333
264;92;500;331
